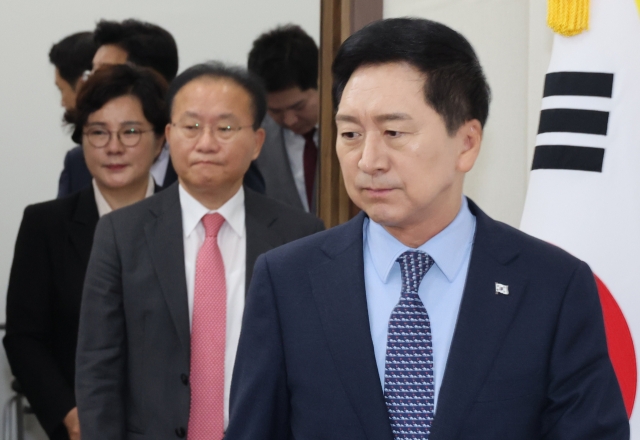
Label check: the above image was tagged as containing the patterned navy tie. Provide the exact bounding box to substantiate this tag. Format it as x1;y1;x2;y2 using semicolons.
384;250;435;439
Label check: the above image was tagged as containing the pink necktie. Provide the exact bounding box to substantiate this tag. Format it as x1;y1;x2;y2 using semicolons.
188;213;226;439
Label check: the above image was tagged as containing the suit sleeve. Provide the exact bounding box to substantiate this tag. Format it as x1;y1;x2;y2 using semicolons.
75;215;127;440
542;261;629;439
3;206;76;434
226;254;291;440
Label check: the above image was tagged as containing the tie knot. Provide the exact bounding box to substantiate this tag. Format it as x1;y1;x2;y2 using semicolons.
201;213;225;238
397;251;434;293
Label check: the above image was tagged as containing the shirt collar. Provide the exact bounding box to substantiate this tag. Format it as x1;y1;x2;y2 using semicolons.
179;184;245;239
365;197;476;283
93;174;155;218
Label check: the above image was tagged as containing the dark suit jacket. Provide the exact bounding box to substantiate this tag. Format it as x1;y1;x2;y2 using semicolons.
254;115;315;212
75;184;324;440
4;187;99;440
57;146;94;198
227;200;629;440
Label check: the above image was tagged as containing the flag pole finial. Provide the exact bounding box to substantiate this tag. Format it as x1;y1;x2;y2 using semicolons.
547;0;590;36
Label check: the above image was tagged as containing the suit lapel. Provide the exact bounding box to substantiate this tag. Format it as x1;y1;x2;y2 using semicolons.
144;184;191;350
67;187;99;263
430;201;527;440
244;189;281;293
309;213;394;440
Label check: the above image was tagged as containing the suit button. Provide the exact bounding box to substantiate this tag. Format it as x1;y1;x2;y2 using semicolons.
175;427;186;438
181;374;189;385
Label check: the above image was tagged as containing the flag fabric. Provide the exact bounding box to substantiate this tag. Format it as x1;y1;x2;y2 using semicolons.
520;0;640;432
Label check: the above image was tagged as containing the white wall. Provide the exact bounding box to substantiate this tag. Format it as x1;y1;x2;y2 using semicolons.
0;1;318;438
384;0;553;228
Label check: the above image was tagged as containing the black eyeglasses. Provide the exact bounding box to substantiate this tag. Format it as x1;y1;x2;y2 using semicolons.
171;122;251;142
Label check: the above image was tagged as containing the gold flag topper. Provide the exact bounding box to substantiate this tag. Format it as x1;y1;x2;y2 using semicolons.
547;0;590;36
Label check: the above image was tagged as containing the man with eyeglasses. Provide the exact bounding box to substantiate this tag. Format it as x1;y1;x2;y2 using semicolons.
248;25;320;213
227;18;629;440
75;62;324;440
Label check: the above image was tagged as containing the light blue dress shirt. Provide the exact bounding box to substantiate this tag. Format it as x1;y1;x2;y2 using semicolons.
363;197;476;412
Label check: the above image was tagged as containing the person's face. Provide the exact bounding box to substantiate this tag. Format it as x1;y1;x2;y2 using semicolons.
166;77;265;201
266;86;319;135
335;62;481;238
82;95;163;191
54;68;77;111
92;44;128;72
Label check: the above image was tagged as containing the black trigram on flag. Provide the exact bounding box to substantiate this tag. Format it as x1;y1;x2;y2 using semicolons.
533;71;614;172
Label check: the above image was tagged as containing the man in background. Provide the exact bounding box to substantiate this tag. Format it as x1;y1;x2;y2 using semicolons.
58;19;179;197
75;62;323;439
49;32;97;112
248;25;319;213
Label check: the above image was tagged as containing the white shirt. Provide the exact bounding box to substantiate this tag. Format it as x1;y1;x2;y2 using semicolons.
178;184;246;429
150;143;170;186
283;127;319;212
92;174;155;217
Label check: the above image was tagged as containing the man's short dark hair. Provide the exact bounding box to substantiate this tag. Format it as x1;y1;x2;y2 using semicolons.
49;32;97;87
248;24;318;93
66;63;169;144
94;19;179;82
332;18;491;134
166;62;267;130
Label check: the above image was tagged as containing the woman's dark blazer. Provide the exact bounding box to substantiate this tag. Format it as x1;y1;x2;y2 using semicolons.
3;186;99;440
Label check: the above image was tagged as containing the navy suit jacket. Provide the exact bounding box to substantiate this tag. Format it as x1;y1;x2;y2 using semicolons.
227;200;629;440
57;146;93;198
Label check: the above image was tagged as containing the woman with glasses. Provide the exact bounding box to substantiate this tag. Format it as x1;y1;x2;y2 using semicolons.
3;63;168;440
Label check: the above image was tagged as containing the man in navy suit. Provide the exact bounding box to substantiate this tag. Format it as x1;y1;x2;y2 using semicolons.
226;18;629;440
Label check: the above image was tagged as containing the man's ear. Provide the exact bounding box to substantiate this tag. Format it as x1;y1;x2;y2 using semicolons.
456;119;482;173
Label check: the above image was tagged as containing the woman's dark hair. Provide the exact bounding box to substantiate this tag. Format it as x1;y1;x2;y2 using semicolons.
66;63;169;144
94;19;179;82
332;18;491;134
49;32;97;87
166;61;267;130
248;24;318;93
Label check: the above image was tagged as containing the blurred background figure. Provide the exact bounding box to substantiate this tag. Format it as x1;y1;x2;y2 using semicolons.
90;19;178;82
58;19;179;198
49;32;98;197
3;63;168;440
49;32;97;112
248;25;319;213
